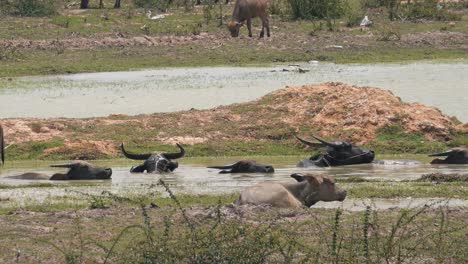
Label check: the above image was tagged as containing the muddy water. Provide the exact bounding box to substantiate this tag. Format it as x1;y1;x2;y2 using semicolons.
1;156;467;210
0;61;467;121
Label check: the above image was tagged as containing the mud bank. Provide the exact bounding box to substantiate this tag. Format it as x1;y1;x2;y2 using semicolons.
1;82;466;159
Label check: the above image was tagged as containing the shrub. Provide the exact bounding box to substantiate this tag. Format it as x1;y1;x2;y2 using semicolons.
288;0;346;20
133;0;172;12
268;0;291;20
345;0;366;27
11;0;59;17
387;0;462;21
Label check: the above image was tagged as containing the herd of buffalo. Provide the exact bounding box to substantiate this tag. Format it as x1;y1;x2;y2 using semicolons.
0;124;467;207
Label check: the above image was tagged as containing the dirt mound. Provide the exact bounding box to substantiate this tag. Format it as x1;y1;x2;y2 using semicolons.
1;82;465;157
254;82;459;143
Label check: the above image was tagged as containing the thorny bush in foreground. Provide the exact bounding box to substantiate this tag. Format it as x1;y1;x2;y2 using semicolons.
15;181;468;263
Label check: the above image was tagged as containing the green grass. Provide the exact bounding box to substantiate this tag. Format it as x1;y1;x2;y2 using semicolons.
1;45;466;77
367;124;467;154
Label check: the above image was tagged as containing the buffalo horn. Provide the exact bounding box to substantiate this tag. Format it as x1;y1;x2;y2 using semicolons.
161;143;185;160
120;143;152;160
290;173;306;182
50;163;78;168
295;135;325;148
311;135;342;148
428;149;455;157
207;162;237;170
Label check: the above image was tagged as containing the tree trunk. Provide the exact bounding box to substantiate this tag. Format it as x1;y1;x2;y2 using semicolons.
80;0;89;9
114;0;121;8
99;0;104;8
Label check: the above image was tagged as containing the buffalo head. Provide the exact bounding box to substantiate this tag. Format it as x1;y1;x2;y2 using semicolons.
49;161;112;180
120;143;185;173
290;173;347;206
296;135;374;167
429;146;468;164
227;21;242;37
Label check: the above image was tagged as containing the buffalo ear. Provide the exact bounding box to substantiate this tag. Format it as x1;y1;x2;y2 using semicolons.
305;175;323;186
290;173;306;182
322;176;334;184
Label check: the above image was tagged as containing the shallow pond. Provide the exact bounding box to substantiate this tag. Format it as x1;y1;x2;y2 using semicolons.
1;156;467;210
0;61;467;121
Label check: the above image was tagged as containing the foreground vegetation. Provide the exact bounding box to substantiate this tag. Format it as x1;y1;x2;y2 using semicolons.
0;180;466;262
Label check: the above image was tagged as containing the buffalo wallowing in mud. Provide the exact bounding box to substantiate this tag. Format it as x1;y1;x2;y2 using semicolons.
7;161;112;180
121;143;185;173
429;147;468;164
208;160;274;173
236;173;347;208
296;135;375;167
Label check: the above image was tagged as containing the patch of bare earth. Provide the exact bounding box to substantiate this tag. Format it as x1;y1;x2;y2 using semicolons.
1;83;465;157
0;30;466;51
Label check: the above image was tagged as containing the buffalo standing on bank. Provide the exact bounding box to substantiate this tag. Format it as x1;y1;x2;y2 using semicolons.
227;0;270;38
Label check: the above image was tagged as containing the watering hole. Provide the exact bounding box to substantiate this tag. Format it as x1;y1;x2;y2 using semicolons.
0;60;467;121
1;156;467;210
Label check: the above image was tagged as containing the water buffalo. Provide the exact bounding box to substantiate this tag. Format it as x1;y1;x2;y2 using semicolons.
227;0;270;38
0;124;4;166
208;160;274;173
236;173;346;208
121;143;185;173
7;161;112;180
296;135;375;167
429;146;468;164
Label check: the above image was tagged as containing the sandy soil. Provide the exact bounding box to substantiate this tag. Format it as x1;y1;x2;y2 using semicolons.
0;29;466;51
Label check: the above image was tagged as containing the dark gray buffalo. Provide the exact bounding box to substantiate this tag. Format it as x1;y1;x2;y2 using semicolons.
121;143;185;173
208;160;274;174
429;146;468;164
236;173;347;208
8;161;112;180
296;135;375;167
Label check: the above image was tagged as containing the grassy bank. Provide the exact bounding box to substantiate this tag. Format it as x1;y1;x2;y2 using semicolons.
1;45;466;77
1;3;467;77
4;130;467;160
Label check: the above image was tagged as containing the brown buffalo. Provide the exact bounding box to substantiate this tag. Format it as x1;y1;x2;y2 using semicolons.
227;0;270;38
7;161;112;180
235;173;346;208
